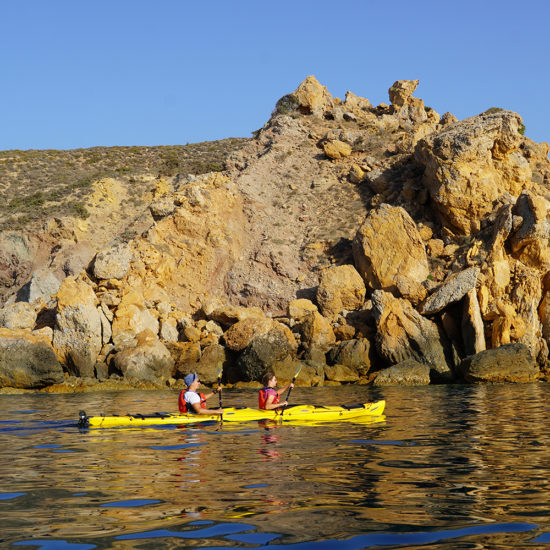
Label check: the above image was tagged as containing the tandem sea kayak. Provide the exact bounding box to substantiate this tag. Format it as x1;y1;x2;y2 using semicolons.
77;400;385;429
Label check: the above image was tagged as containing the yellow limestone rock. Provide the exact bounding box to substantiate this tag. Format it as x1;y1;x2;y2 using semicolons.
111;290;159;347
288;299;318;321
293;75;334;117
316;264;366;320
323;139;352;160
353;203;429;295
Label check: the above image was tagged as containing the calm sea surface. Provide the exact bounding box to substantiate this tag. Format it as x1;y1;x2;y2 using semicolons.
1;383;550;549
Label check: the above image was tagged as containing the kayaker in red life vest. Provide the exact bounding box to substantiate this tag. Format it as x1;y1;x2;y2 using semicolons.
258;371;294;410
179;372;223;415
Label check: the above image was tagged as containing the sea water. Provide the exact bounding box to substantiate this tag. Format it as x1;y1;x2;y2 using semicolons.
1;383;549;549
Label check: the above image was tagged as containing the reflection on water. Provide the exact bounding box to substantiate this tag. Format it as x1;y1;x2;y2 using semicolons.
0;383;549;548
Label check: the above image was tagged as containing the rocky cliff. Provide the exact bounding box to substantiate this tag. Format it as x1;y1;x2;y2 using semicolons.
1;76;549;392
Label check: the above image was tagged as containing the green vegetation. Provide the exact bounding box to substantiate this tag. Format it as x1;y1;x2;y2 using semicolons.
0;138;248;231
483;107;504;114
274;94;299;115
519;124;526;136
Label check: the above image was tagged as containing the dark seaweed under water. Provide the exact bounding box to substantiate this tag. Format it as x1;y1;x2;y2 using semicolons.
1;383;549;549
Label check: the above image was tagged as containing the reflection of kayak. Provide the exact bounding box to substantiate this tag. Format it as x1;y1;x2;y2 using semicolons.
78;400;385;429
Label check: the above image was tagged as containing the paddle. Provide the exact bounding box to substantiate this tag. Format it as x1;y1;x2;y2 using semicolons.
280;364;302;416
216;363;223;424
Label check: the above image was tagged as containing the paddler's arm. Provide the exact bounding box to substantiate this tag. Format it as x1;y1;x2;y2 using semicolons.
190;401;223;415
264;393;288;410
277;382;294;396
202;385;222;401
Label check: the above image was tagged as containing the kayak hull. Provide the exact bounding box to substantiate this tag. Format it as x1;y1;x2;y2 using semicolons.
78;400;385;428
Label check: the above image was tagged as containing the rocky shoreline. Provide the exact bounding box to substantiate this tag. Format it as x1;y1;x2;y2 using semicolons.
2;76;550;392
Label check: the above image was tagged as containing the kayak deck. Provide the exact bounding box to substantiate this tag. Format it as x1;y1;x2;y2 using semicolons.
78;400;385;428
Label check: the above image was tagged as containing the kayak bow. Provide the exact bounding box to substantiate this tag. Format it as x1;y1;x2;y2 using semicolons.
78;400;385;429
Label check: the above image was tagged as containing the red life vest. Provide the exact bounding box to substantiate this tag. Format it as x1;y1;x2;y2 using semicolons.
179;391;207;413
258;387;279;409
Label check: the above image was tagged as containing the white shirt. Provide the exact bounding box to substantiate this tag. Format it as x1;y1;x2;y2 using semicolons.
184;390;201;412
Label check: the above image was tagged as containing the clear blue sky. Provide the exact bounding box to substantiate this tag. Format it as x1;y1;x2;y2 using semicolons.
1;0;549;150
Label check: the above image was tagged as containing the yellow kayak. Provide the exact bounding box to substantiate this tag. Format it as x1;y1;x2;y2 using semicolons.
78;400;385;429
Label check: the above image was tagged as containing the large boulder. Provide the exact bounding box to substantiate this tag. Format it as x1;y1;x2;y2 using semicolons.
112;329;174;383
288;299;318;321
16;267;62;304
91;243;132;280
371;290;453;381
223;317;275;352
293;75;334;117
326;338;373;376
0;302;37;330
415;110;531;235
196;343;226;384
372;359;431;386
353;204;429;300
0;329;64;388
388;79;419;107
459;343;538;383
509;191;550;269
419;267;480;315
324;364;360;383
53;277;102;377
235;322;298;382
316;265;366;320
298;311;336;353
462;288;486;356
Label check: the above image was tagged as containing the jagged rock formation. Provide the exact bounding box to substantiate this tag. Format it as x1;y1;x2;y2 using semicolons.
1;75;550;391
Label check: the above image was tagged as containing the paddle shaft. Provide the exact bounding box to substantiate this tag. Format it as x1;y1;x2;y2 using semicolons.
280;375;297;416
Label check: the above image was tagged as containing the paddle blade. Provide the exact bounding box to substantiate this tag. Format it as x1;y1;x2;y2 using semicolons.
292;364;303;382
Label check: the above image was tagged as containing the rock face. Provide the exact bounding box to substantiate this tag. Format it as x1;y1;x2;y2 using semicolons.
2;75;550;392
53;277;102;377
416;111;531;235
0;329;64;388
